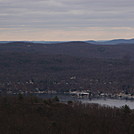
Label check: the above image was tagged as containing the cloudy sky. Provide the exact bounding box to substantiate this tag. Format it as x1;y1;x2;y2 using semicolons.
0;0;134;41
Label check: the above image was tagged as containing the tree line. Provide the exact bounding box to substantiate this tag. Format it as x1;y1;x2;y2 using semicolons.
0;95;134;134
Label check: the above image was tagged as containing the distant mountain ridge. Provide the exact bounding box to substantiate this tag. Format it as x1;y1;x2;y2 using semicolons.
86;38;134;45
0;41;66;44
1;38;134;45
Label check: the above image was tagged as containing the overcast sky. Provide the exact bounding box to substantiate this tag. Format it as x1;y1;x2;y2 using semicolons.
0;0;134;41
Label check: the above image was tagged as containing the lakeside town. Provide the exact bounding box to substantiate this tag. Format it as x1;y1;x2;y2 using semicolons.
1;78;134;100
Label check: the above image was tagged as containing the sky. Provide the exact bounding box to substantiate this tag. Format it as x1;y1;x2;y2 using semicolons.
0;0;134;41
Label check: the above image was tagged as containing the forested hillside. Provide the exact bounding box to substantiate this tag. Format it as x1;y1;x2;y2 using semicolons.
0;42;134;94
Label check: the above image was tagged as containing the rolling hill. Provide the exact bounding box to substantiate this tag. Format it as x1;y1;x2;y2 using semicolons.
0;41;134;60
0;41;134;93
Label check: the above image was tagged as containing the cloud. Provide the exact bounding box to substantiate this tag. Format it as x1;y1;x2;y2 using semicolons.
0;0;134;40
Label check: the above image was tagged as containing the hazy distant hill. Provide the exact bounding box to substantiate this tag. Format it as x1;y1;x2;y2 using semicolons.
86;38;134;45
1;38;134;45
0;41;65;44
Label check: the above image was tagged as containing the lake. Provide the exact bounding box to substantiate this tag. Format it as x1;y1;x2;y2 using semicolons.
81;98;134;109
35;93;134;109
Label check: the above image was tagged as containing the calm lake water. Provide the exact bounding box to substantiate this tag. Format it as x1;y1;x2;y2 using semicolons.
81;98;134;109
35;93;134;109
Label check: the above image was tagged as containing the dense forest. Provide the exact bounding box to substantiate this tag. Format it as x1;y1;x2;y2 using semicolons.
0;42;134;94
0;96;134;134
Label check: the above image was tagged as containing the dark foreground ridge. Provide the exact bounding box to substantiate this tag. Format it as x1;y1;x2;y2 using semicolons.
0;96;134;134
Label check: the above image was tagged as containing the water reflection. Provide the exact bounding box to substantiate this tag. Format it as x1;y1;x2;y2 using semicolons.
35;93;134;109
81;98;134;109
